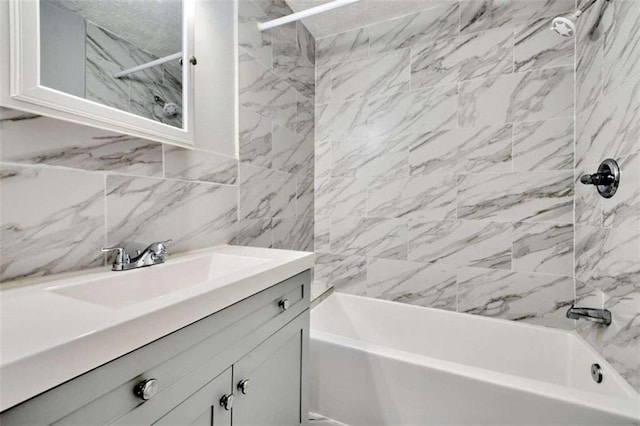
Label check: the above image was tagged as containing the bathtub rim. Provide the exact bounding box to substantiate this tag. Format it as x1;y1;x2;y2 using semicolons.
311;293;640;422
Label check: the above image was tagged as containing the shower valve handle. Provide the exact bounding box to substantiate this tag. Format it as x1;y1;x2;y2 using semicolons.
580;173;614;186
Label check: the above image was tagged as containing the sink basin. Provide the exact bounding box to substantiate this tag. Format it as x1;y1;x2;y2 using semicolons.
48;253;271;308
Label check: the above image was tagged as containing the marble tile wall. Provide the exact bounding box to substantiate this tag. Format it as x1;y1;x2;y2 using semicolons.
0;110;237;282
237;0;315;252
314;0;577;330
0;0;316;283
85;22;183;128
314;0;639;392
573;0;640;392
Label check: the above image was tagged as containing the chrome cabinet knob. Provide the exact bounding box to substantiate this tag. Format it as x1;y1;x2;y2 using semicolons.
220;393;234;410
278;299;290;312
134;378;159;401
189;56;197;66
237;379;250;394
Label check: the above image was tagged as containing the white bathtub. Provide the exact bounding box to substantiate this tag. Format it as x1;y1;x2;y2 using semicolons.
310;294;640;425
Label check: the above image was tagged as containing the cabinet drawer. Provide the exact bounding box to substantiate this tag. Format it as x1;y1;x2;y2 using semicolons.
1;271;310;425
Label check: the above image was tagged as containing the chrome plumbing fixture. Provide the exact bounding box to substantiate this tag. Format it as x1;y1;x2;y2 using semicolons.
580;158;620;199
102;240;171;271
591;364;604;384
566;305;612;326
551;0;610;38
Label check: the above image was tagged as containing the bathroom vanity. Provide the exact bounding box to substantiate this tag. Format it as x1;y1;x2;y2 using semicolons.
0;246;313;425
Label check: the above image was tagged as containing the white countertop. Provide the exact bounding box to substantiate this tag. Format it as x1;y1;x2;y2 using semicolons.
0;245;314;411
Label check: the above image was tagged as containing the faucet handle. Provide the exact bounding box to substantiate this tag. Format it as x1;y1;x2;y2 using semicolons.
101;247;130;265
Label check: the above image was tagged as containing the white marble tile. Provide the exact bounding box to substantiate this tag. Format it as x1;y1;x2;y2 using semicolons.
513;117;574;171
297;23;315;66
0;165;105;282
329;49;410;102
316;98;368;142
578;295;640;393
273;216;314;251
514;17;575;73
239;107;272;168
239;164;296;219
513;222;574;276
316;27;369;68
368;84;458;139
459;66;574;127
273;41;315;100
315;138;331;179
272;124;313;176
603;153;640;231
603;0;640;94
239;51;297;130
164;147;237;185
575;76;640;168
457;171;574;223
575;0;608;114
239;0;273;68
315;177;367;217
0;115;162;177
315;65;333;105
411;26;513;89
460;0;574;34
575;224;640;306
237;219;272;248
297;175;314;217
106;176;237;253
367;258;457;310
296;97;314;138
601;297;640;393
368;3;460;54
332;137;408;180
408;220;512;269
330;217;407;260
409;125;512;175
457;266;575;329
315;253;367;295
575;167;604;227
314;216;331;253
367;175;456;220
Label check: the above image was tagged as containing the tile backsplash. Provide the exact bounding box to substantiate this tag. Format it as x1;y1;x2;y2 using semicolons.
313;0;639;390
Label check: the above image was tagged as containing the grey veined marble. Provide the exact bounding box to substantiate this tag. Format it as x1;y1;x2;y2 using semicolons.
106;175;238;254
457;171;574;223
457;266;574;329
0;165;105;282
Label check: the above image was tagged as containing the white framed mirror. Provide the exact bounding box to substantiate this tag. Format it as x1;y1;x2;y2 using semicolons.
0;0;196;148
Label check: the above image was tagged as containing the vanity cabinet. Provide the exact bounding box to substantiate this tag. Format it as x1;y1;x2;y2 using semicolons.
0;271;311;426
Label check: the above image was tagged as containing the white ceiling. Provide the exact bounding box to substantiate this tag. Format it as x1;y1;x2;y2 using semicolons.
285;0;453;39
49;0;183;57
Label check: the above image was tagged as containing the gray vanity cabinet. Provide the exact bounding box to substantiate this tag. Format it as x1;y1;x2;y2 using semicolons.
154;368;232;426
232;315;308;425
0;271;311;426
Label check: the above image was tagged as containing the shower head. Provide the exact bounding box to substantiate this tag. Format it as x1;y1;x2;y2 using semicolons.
550;11;581;37
550;0;605;38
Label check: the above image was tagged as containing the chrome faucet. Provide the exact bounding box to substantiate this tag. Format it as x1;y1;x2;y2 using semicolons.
566;305;612;326
102;240;171;271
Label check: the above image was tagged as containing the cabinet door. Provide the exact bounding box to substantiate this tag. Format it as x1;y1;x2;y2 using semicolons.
154;368;232;426
232;314;308;426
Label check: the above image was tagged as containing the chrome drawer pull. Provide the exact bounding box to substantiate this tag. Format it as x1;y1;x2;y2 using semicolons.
220;393;234;410
237;379;250;394
278;299;290;312
134;378;159;401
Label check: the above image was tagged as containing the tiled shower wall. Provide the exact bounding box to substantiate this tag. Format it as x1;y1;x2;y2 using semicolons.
0;0;315;283
573;0;640;391
236;0;316;251
313;0;638;390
